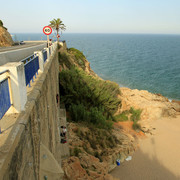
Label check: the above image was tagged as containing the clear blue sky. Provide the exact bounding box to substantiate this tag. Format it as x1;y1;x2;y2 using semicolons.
1;0;180;34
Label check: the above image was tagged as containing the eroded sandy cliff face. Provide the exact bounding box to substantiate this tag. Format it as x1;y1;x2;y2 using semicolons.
0;26;14;47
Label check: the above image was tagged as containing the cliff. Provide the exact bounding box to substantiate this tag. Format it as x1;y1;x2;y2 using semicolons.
119;87;180;133
58;42;180;180
58;44;140;179
0;26;14;47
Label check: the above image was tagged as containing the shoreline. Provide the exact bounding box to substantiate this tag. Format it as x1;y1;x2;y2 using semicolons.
110;86;180;179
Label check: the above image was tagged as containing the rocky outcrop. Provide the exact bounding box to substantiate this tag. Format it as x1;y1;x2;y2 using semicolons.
58;43;98;77
62;122;138;180
62;156;115;180
0;26;14;47
119;87;180;132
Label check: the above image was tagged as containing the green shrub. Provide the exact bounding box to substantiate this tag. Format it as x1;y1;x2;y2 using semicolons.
59;67;121;120
68;48;86;59
69;104;113;129
68;48;86;68
130;107;142;122
114;112;129;121
58;52;72;68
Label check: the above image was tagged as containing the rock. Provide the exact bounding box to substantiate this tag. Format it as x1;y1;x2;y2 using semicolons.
62;154;117;180
0;26;14;47
172;100;180;105
62;156;90;180
119;87;178;120
162;108;176;117
172;101;180;112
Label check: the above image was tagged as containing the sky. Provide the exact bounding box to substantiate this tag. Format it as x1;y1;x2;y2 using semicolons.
1;0;180;34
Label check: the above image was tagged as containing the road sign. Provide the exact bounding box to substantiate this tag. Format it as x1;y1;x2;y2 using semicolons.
43;26;52;35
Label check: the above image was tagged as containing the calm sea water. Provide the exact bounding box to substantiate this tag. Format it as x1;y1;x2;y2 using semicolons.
12;33;180;100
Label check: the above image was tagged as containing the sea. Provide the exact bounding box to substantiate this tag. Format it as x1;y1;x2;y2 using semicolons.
11;33;180;100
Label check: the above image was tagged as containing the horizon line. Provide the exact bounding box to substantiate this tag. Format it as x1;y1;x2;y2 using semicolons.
10;32;180;36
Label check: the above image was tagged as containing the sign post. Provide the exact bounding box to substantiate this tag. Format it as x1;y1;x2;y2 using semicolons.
43;26;52;48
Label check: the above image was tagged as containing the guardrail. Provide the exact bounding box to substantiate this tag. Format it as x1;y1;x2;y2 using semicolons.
21;54;35;64
24;55;39;86
0;42;58;119
0;70;12;119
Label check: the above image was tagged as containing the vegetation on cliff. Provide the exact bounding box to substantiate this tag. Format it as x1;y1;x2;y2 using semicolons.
59;67;121;129
59;44;139;179
114;107;142;130
58;45;142;131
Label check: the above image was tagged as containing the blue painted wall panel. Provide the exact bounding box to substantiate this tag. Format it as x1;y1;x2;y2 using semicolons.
0;79;11;119
24;56;39;86
43;51;47;62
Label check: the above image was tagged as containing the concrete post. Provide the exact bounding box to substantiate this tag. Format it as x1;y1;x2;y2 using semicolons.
0;62;27;112
34;51;44;72
44;48;50;61
50;46;53;55
51;43;54;51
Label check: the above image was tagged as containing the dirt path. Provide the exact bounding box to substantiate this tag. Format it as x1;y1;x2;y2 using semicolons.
111;115;180;180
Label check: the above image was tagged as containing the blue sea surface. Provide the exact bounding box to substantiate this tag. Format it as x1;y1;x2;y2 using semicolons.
12;33;180;100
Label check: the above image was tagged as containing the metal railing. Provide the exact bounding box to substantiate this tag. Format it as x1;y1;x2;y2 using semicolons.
24;55;39;86
0;70;11;119
21;54;35;64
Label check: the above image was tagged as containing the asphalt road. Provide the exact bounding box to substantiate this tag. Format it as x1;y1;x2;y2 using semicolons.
0;42;46;53
0;42;47;66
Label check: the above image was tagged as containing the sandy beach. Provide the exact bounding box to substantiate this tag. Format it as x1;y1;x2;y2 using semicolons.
111;115;180;180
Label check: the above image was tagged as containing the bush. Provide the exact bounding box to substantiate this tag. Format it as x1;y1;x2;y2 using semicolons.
58;52;72;68
59;67;121;119
59;67;121;129
114;112;129;121
130;107;142;122
68;48;86;59
68;48;86;68
69;104;113;129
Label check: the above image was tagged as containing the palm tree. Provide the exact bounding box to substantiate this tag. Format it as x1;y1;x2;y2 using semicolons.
49;18;66;42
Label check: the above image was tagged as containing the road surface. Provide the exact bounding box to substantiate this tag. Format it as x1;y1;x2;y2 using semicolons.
0;41;47;66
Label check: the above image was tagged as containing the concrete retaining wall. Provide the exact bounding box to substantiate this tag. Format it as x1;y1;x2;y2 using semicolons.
0;45;65;180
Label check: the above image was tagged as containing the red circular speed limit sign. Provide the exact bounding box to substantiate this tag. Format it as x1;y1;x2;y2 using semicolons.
43;26;52;35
